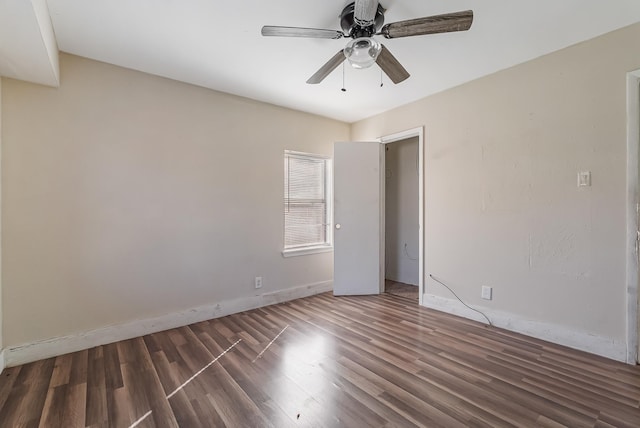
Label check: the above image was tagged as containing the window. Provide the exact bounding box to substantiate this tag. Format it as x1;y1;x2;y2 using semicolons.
283;150;332;257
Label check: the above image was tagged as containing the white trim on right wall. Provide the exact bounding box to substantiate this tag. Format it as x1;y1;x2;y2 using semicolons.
426;294;627;362
626;69;640;364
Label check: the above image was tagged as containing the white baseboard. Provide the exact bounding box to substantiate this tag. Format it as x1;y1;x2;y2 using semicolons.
5;281;332;368
424;294;627;363
0;349;5;374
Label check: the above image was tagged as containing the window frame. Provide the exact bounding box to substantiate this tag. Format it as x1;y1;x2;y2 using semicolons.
282;150;333;258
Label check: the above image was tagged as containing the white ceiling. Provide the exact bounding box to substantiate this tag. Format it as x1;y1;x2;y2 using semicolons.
3;1;640;122
0;0;58;87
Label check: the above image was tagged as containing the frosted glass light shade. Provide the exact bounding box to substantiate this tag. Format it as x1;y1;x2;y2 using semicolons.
344;37;381;69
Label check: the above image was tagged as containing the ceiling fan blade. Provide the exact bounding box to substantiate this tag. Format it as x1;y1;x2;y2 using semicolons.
262;26;344;39
381;10;473;39
307;50;346;84
354;0;379;26
376;45;410;84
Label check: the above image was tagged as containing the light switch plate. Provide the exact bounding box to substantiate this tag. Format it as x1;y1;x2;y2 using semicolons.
578;171;591;187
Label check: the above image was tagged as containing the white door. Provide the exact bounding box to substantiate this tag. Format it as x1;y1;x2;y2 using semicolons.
333;142;384;295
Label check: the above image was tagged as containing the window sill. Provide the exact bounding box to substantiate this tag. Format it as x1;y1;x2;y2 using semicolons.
282;246;333;258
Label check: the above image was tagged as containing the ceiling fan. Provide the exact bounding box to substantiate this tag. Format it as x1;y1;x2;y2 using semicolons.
261;0;473;85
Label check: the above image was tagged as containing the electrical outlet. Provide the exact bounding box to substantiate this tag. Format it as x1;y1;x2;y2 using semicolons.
481;286;492;300
255;276;263;289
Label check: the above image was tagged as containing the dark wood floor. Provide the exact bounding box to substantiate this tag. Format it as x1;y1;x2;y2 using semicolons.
385;279;419;301
1;292;639;427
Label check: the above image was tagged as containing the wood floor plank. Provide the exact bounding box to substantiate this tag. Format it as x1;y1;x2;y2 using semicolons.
201;364;273;428
38;384;68;428
217;352;298;428
59;383;87;427
49;354;73;388
0;366;20;413
1;292;639;427
5;359;55;427
68;350;89;387
85;347;108;427
322;359;423;428
163;390;202;427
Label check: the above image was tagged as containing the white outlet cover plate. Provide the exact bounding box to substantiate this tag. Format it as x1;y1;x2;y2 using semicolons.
481;286;492;300
578;171;591;187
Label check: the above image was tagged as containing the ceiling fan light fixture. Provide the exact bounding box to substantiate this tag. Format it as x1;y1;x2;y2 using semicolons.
262;3;474;85
344;37;381;69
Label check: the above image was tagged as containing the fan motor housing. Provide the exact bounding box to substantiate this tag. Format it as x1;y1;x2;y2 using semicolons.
340;2;385;38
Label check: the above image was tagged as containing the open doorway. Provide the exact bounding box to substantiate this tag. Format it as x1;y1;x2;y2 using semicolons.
384;137;420;302
378;127;424;304
627;70;640;364
332;128;424;301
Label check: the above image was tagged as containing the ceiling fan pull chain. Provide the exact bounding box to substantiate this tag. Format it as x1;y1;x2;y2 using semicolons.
380;69;384;87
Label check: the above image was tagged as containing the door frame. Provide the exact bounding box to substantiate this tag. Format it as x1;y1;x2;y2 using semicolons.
626;70;640;364
379;127;425;306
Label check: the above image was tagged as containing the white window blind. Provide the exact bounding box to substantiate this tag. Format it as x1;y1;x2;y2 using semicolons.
284;151;332;252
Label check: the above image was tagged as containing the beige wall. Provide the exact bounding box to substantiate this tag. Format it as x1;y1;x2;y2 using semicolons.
385;137;419;286
1;54;349;347
3;23;639;355
0;77;3;351
353;23;640;342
